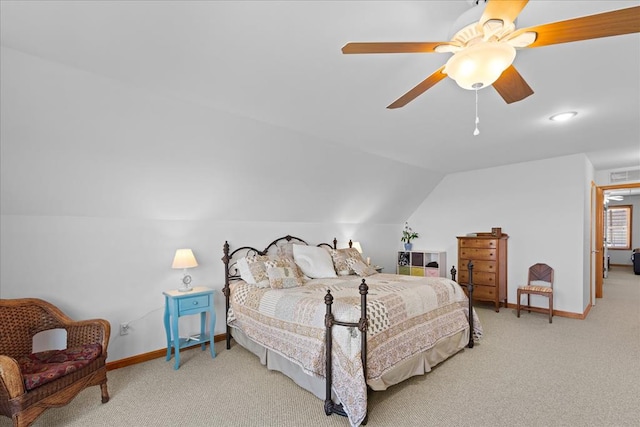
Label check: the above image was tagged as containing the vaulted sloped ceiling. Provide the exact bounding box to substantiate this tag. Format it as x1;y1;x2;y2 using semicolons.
1;1;639;222
1;47;442;222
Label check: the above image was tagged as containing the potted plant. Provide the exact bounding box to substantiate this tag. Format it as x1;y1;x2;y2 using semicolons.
401;222;419;251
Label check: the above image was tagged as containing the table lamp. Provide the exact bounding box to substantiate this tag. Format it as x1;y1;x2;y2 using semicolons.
172;248;198;292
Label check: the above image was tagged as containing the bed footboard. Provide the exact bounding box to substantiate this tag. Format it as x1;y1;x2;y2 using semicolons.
324;279;369;425
466;261;475;349
451;261;475;349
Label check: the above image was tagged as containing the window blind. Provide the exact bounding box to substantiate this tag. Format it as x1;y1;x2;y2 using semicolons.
606;206;631;250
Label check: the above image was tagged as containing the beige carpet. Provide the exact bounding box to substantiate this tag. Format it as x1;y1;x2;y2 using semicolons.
3;268;639;427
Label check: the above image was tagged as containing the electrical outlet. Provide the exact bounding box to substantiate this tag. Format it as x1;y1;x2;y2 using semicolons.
120;323;130;336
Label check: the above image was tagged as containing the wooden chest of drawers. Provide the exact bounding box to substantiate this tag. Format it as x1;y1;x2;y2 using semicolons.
457;234;508;312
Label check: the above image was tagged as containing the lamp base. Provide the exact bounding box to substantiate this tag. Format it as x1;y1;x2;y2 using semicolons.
178;272;193;292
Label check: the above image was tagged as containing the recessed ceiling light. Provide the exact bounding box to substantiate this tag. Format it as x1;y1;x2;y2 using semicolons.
549;111;577;122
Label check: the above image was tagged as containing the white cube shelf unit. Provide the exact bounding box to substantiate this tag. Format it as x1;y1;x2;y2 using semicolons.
397;251;447;278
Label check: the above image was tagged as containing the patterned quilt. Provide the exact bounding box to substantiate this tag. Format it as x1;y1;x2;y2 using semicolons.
228;273;483;427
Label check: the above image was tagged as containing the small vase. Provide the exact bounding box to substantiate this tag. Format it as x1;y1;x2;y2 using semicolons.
404;243;413;251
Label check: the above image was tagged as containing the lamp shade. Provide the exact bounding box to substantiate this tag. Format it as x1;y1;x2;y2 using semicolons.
444;41;516;90
351;242;363;254
172;249;198;269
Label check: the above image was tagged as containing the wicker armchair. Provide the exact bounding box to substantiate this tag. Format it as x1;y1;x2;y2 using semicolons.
0;298;110;427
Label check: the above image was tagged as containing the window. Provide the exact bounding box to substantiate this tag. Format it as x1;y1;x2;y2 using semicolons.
606;205;632;250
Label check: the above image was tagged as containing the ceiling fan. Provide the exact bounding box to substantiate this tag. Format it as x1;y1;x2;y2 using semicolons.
342;0;640;109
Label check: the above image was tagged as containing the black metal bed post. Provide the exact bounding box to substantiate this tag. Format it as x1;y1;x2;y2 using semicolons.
358;279;369;426
450;265;457;282
467;260;474;349
358;279;368;383
324;290;336;416
222;241;232;350
323;279;370;423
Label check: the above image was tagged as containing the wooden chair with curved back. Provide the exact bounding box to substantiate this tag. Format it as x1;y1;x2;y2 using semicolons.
0;298;110;427
516;263;554;323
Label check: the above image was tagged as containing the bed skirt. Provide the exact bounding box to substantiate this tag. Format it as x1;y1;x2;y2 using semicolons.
230;324;469;400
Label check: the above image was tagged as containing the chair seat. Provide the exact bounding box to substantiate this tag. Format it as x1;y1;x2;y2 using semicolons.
518;285;552;293
17;343;103;391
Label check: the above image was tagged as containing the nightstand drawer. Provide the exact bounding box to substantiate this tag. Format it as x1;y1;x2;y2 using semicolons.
178;295;210;315
459;248;496;261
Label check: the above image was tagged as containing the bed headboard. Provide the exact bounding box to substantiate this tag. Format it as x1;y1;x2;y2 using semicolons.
221;235;339;350
221;235;337;283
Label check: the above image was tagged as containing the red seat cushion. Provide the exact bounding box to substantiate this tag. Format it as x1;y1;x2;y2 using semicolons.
17;343;102;391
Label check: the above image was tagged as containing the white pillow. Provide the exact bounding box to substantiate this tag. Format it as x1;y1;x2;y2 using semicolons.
293;244;337;279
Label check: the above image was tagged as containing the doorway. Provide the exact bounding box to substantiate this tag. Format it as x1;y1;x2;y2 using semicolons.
593;182;640;302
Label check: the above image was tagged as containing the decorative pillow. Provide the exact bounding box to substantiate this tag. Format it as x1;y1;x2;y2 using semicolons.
330;248;364;276
237;255;270;288
293;244;338;279
263;242;312;279
264;258;304;289
264;246;306;280
276;242;295;261
346;258;378;277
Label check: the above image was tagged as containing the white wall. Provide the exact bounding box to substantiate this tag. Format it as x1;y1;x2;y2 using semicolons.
594;166;640;186
0;216;399;361
0;47;438;362
406;154;592;315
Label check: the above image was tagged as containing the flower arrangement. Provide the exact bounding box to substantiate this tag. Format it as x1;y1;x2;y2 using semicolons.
401;222;419;243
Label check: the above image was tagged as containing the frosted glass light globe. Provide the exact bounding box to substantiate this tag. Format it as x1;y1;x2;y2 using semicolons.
444;42;516;90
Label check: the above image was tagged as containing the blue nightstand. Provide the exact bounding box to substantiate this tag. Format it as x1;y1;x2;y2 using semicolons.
163;286;216;369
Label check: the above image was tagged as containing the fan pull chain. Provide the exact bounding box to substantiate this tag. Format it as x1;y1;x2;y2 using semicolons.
473;85;480;136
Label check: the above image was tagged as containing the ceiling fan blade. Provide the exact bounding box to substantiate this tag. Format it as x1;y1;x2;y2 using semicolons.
492;65;534;104
342;42;452;54
387;66;447;109
480;0;529;27
516;5;640;48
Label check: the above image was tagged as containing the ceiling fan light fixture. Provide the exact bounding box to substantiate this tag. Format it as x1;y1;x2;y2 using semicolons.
549;111;578;122
443;41;515;90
